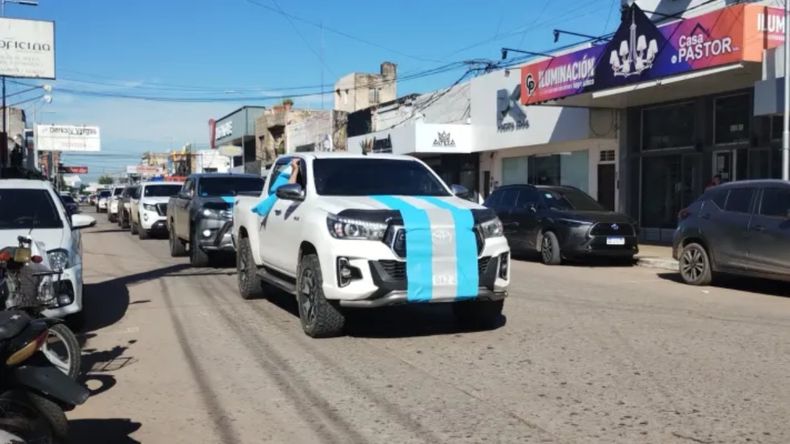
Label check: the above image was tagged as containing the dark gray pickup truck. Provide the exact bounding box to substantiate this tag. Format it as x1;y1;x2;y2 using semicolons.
167;173;264;266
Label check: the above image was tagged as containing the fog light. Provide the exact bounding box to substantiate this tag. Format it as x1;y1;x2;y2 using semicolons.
336;257;361;287
143;214;148;221
498;253;509;279
57;294;72;307
203;229;212;238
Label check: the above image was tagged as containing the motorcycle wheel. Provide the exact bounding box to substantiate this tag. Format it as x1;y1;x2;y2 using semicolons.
0;390;60;443
41;323;81;379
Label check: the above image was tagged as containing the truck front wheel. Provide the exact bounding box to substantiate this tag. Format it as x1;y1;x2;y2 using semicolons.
189;226;210;267
237;236;262;299
297;254;345;338
169;223;187;257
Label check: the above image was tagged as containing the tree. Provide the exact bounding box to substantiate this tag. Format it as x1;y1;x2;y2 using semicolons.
98;175;114;185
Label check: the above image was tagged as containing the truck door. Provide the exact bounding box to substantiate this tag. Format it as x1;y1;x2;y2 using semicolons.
178;179;194;239
260;158;307;274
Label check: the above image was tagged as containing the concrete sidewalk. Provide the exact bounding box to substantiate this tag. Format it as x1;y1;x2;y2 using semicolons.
636;244;678;271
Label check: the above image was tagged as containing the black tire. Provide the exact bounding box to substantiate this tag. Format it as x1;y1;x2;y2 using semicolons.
138;225;150;240
297;254;345;338
130;220;138;235
189;226;210;267
540;231;562;265
28;393;68;441
0;390;59;443
679;242;713;286
453;299;504;330
169;223;187;257
42;323;81;379
237;237;262;300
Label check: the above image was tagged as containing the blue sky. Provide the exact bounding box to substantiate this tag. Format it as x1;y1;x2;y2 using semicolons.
6;0;620;182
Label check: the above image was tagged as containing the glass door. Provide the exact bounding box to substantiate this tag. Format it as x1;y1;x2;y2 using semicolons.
712;149;737;183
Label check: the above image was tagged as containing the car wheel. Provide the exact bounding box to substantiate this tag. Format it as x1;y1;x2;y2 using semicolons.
679;242;712;286
453;299;504;330
189;226;210;267
138;225;149;240
237;237;262;299
297;254;345;338
169;224;187;257
540;231;562;265
130;221;138;235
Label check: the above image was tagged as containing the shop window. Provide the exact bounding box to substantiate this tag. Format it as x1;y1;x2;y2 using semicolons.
528;151;589;193
501;157;528;185
641;102;695;150
770;115;782;141
599;150;615;162
714;94;750;145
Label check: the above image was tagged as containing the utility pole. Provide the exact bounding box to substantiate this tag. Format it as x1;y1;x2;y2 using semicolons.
783;1;790;181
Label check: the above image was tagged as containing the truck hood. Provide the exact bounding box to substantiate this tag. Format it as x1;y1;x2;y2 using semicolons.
0;228;66;252
140;197;171;205
316;195;482;215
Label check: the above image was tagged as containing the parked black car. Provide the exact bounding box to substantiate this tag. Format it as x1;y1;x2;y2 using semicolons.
59;194;79;215
485;185;638;265
167;173;265;266
673;179;790;286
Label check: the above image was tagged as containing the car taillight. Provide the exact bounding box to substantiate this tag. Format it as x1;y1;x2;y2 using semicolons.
678;208;691;220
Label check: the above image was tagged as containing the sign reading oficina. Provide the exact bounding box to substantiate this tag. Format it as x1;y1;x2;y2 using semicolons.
0;17;55;79
35;125;101;152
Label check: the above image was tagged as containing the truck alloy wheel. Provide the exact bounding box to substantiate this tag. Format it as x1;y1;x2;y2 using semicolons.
296;254;345;338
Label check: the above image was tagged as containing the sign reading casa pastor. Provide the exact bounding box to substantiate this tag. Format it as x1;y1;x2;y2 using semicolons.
520;3;785;105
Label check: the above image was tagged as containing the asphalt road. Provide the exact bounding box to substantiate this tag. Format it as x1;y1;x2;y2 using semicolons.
69;211;790;444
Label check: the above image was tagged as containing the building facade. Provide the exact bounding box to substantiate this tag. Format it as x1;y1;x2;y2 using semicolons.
334;62;397;113
212;106;267;174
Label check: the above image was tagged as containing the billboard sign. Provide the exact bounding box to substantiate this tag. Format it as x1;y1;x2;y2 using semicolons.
0;17;55;79
35;125;101;152
520;3;785;105
58;165;87;174
127;165;163;175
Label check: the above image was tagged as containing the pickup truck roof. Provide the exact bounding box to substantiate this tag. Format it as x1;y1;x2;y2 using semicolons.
285;152;420;161
0;179;52;190
186;173;261;180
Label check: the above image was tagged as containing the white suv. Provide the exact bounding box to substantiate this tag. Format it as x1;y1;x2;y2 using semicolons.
107;186;124;222
233;154;510;337
0;179;96;320
129;181;183;239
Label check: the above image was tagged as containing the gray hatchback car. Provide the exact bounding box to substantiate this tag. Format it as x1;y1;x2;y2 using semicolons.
673;180;790;285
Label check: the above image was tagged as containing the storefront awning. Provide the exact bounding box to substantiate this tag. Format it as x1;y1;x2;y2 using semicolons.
557;62;761;109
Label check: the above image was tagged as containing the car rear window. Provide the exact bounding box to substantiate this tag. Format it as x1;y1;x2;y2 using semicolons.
760;187;790;218
144;184;182;197
724;188;754;213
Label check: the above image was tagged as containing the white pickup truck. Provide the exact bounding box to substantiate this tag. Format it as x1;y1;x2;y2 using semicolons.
233;153;510;337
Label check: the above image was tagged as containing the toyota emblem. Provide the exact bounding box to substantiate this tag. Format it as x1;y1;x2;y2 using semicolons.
611;224;620;231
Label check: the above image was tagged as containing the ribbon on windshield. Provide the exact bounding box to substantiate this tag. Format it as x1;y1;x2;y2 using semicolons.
251;166;292;218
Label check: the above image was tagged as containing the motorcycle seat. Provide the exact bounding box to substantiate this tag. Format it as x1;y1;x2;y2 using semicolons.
0;311;31;340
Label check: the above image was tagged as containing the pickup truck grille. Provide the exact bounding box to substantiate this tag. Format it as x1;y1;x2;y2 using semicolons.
590;223;634;236
376;257;491;282
386;227;484;258
156;203;167;216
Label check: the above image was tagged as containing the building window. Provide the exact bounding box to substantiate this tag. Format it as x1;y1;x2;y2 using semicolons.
641;102;696;150
368;87;379;104
599;150;616;162
714;94;750;145
501;157;528;185
501;151;589;192
344;89;349;105
770;115;783;141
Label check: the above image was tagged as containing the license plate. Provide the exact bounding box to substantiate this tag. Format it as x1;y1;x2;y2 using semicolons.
606;237;625;246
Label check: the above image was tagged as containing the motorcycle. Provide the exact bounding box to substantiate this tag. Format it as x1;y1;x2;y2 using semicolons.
0;309;89;442
0;236;82;379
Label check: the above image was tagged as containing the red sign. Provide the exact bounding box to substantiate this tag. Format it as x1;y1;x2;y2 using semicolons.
59;166;88;174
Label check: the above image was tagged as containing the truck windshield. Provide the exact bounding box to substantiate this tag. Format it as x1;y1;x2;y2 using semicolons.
313;158;450;196
99;190;111;198
144;184;182;197
0;189;63;229
113;188;124;196
198;177;264;197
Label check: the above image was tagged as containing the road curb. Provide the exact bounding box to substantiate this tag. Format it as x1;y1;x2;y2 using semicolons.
636;257;678;271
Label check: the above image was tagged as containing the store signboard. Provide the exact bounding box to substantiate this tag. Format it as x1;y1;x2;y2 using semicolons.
59;165;87;174
35;125;101;152
520;3;785;105
127;165;163;175
0;17;55;79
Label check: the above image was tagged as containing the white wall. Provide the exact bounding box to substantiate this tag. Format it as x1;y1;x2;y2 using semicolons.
286;112;334;152
373;82;471;130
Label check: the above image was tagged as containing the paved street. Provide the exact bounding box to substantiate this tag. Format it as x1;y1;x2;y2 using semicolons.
69;212;790;444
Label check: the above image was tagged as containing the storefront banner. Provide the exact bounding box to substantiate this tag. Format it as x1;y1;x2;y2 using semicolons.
0;18;55;79
520;46;604;105
35;125;100;152
414;123;472;153
520;3;784;105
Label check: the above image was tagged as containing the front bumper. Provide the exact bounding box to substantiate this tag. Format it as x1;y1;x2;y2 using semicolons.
562;233;639;258
320;235;510;306
140;209;167;231
109;200;120;214
42;264;83;318
97;200;108;209
197;218;235;252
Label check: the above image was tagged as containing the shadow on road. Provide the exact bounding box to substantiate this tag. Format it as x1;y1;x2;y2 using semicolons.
511;252;636;268
80;264;192;334
88;228;128;234
657;272;790;298
263;285;507;338
69;418;142;444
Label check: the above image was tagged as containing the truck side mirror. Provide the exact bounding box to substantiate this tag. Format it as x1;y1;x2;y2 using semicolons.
276;183;305;201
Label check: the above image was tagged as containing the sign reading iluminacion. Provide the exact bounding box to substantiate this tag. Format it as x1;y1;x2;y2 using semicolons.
36;125;101;152
0;17;55;79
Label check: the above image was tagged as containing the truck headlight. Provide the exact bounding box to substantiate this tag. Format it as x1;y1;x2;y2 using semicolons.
47;249;70;271
143;203;157;212
327;215;387;241
479;218;504;238
203;208;220;219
